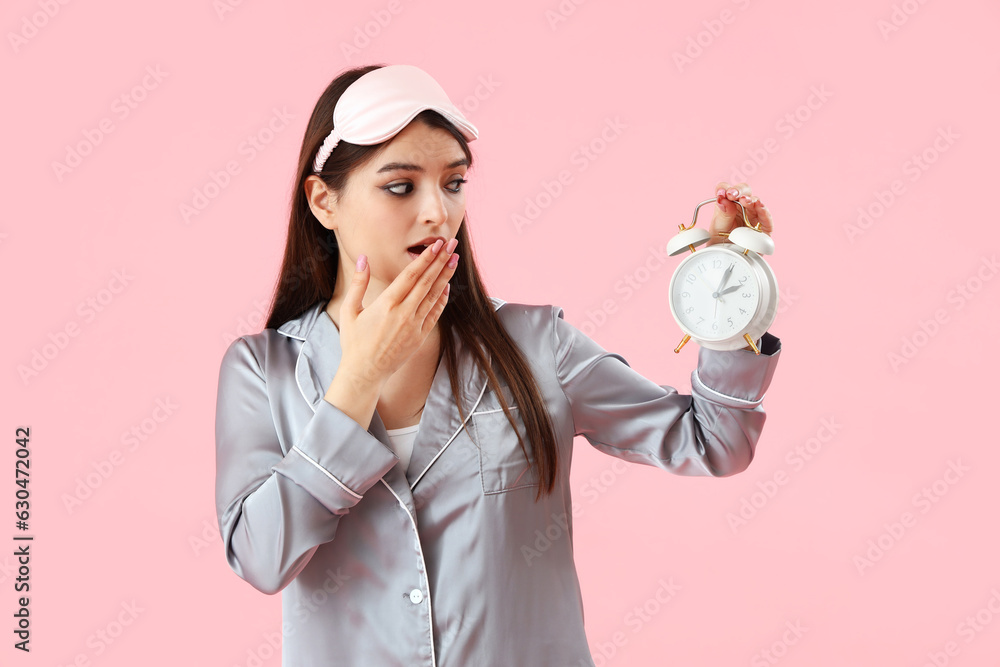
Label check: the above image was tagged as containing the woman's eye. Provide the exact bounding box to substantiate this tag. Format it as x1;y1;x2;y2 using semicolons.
384;178;468;196
385;183;411;195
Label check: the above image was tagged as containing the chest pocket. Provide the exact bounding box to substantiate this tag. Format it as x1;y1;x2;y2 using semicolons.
470;405;539;494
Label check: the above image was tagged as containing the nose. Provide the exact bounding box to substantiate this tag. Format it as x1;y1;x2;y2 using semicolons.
417;186;449;226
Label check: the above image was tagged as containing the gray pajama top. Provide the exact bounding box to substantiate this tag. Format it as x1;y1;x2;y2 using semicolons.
214;297;781;666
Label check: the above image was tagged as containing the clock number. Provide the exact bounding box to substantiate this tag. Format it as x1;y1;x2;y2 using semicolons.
727;317;734;327
712;259;722;269
742;292;752;298
681;291;690;298
738;275;747;284
685;307;694;314
697;317;705;325
739;308;748;315
686;274;696;284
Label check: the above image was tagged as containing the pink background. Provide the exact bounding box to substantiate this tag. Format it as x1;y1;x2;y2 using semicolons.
3;0;997;665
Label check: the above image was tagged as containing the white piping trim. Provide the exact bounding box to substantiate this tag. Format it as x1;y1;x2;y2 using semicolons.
468;405;516;416
289;445;363;499
378;477;437;667
293;345;319;415
692;370;765;407
409;378;489;491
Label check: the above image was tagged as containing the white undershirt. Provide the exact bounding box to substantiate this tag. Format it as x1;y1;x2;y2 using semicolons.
384;423;419;472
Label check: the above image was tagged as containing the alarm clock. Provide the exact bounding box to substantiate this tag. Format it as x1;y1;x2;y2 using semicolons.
666;197;778;355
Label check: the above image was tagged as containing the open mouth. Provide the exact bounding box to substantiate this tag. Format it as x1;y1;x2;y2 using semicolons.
407;244;429;255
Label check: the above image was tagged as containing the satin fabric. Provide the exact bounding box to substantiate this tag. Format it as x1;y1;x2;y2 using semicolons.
214;297;782;666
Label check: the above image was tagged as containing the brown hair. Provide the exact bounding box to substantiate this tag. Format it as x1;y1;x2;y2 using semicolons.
263;64;559;500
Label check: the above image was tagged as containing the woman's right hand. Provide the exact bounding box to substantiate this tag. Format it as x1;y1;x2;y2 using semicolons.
338;237;460;388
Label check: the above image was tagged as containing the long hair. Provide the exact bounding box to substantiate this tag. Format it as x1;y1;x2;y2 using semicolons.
264;64;559;500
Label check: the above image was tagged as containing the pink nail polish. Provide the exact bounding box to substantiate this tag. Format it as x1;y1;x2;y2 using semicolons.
356;254;367;271
432;239;444;254
447;253;459;269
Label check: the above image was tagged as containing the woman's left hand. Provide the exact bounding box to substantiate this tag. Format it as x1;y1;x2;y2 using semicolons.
706;181;773;246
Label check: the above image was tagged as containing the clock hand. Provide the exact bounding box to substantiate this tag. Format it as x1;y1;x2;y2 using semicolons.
719;285;742;295
714;264;734;295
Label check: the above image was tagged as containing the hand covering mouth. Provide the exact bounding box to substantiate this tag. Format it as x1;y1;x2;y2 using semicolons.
407;237;446;254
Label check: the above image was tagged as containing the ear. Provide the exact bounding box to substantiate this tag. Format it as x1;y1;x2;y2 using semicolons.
304;175;338;230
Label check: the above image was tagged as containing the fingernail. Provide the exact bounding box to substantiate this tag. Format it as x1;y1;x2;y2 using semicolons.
356;254;367;271
446;238;459;253
716;188;726;197
444;283;451;296
447;253;459;269
432;239;444;253
728;188;738;197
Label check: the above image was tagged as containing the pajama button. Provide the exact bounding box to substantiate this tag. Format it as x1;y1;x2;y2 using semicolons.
409;589;424;604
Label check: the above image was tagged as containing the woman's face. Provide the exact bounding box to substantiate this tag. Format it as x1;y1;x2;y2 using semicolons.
311;120;469;301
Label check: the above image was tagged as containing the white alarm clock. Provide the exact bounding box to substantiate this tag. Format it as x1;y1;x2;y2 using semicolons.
666;197;778;355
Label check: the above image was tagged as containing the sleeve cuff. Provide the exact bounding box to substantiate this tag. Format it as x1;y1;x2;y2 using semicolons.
691;332;781;408
269;398;399;514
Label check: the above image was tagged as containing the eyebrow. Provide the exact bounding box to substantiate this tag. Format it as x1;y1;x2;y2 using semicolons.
376;158;469;174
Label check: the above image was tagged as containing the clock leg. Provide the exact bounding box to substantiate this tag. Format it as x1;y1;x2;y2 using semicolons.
674;334;691;353
743;333;761;355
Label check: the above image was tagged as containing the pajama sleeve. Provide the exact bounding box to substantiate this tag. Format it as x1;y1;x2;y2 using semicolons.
214;336;399;595
551;306;781;476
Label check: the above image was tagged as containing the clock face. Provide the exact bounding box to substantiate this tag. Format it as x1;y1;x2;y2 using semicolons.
669;247;761;342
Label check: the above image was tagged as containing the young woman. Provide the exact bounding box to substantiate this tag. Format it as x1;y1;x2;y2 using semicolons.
215;63;781;667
